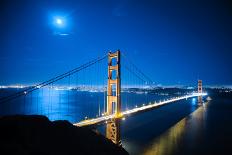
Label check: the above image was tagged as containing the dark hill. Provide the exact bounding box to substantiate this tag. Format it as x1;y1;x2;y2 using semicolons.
0;115;128;155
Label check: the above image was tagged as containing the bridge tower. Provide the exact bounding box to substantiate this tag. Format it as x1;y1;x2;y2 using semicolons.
106;50;121;116
106;50;121;145
198;80;203;105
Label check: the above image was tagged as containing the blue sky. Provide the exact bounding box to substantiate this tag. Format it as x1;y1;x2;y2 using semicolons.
0;0;232;85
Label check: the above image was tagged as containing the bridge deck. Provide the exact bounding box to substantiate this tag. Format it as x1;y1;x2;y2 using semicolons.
73;93;207;127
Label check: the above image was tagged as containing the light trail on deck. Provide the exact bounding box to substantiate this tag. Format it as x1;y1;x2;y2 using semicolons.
73;93;207;127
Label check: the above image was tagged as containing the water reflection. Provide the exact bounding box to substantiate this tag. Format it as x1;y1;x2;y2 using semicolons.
142;117;187;155
142;101;209;155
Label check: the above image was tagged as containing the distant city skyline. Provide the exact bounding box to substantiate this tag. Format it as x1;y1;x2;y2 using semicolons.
1;0;232;85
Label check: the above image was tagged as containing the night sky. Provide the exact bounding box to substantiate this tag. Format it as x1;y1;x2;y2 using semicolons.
0;0;231;86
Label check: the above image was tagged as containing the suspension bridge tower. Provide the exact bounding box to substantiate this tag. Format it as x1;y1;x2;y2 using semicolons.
198;80;203;105
106;50;122;145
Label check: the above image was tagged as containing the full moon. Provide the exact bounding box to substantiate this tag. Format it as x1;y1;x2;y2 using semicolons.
56;18;63;25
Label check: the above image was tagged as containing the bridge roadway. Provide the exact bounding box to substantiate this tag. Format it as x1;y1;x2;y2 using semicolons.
73;93;207;127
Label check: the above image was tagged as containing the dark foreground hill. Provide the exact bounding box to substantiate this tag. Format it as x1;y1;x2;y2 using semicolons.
0;115;128;155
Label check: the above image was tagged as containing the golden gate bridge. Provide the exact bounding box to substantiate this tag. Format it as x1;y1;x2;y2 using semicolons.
0;50;207;145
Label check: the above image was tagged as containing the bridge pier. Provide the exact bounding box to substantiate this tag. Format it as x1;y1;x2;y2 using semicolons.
106;50;121;145
106;119;122;146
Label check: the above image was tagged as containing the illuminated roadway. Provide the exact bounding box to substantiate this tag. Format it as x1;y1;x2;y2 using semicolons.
74;93;207;127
